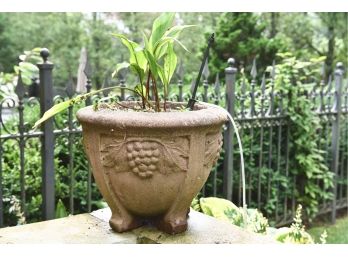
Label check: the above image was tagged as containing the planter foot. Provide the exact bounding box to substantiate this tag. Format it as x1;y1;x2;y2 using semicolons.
109;215;143;233
156;216;188;235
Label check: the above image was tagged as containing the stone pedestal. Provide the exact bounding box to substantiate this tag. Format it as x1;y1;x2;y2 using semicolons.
0;208;275;244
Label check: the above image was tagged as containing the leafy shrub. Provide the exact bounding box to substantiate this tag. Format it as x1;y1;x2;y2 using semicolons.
192;197;326;244
193;197;269;234
202;54;335;224
1;103;102;226
273;54;334;219
272;205;315;244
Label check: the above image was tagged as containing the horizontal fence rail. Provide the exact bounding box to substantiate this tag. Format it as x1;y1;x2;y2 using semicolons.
0;48;347;228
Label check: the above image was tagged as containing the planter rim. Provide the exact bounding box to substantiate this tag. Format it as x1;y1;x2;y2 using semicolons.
76;101;227;129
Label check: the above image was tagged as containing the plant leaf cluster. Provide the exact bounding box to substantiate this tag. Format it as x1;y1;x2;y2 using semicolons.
33;13;194;129
273;53;334;219
111;13;194;111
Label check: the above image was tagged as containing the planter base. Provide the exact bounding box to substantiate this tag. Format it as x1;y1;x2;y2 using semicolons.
155;217;188;235
110;209;190;234
109;215;143;233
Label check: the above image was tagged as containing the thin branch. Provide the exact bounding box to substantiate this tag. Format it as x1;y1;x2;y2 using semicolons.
305;38;324;56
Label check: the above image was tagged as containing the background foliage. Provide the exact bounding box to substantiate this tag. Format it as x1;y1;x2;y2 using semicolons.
0;12;347;226
1;12;346;87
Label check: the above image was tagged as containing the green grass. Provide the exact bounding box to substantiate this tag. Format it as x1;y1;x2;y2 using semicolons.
308;215;348;244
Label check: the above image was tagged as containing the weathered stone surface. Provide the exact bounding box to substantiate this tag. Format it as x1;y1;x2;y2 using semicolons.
92;208;275;244
0;208;275;244
0;213;136;244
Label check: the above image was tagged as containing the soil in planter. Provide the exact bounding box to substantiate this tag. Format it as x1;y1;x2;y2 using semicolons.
94;101;200;113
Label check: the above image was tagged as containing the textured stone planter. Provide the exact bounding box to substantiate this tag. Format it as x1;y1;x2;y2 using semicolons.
76;101;227;234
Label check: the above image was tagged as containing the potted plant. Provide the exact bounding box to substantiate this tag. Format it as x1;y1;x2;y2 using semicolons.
34;13;227;234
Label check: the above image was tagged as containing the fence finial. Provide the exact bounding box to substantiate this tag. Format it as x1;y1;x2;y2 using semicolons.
260;73;266;117
84;53;92;79
225;58;237;75
266;74;275;117
336;62;345;74
177;60;184;81
261;73;266;94
326;75;333;94
320;62;326;80
271;60;276;79
251;58;257;79
15;72;25;99
317;63;326;113
66;77;75;98
227;58;235;68
214;74;220;94
102;75;111;97
240;77;246;118
40;48;50;63
248;58;257;117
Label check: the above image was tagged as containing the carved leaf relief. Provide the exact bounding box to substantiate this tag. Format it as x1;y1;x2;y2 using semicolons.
161;136;190;172
100;136;125;172
204;132;223;167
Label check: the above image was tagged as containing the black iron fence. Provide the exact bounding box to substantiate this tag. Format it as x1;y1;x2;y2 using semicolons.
220;58;347;226
0;49;347;228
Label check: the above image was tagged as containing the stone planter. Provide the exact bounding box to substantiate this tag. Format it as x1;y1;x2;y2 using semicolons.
76;101;227;234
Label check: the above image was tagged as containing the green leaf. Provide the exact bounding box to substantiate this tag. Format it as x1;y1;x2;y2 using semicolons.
171;37;190;52
309;56;326;63
55;199;68;218
33;100;71;130
34;86;134;130
21;76;32;86
143;49;160;80
129;63;145;82
112;61;130;78
164;25;196;38
154;25;194;58
154;37;172;59
93;200;108;209
164;43;177;85
149;13;175;50
19;55;27;61
134;84;147;98
31;47;42;53
155;36;190;57
142;31;151;53
157;65;166;87
111;33;147;72
19;62;39;73
199;197;244;225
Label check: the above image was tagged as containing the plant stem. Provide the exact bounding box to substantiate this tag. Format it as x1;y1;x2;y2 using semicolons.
151;75;160;112
139;84;146;109
146;70;151;107
163;84;167;112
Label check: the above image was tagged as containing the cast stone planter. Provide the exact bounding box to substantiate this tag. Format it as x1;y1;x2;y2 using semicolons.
76;101;227;234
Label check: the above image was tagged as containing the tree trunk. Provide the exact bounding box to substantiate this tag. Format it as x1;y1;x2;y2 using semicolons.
325;14;336;78
92;12;102;89
270;13;278;38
